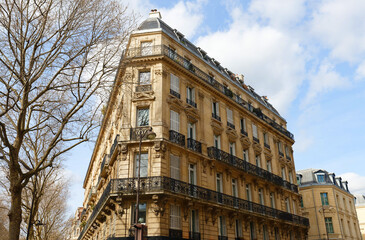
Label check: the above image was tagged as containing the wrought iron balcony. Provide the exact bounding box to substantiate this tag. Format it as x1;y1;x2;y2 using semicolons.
186;98;197;108
207;147;298;193
110;134;119;157
169;130;185;147
170;89;181;99
130;127;151;141
135;84;152;92
100;154;110;178
253;136;260;143
286;156;292;161
264;143;270;149
125;45;295;140
227;121;235;129
189;231;201;240
279;152;284;157
79;176;309;240
240;129;248;137
187;138;202;153
212;113;221;121
169;229;183;239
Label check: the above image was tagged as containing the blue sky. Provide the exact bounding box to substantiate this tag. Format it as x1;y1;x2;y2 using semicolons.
65;0;365;213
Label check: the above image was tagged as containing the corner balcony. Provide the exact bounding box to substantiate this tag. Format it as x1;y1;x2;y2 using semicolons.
78;177;309;239
187;138;202;153
207;147;298;193
169;130;185;147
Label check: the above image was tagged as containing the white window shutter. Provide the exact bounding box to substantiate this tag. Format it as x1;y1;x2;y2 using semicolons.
170;74;179;93
227;108;233;124
170;110;179;132
170;154;180;180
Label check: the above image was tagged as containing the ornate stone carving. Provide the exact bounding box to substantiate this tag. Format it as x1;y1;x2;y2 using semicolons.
240;135;251;149
253;141;262;154
226;128;238;140
211;120;224;134
152;195;167;216
132;91;155;102
154;141;167;158
166;95;184;109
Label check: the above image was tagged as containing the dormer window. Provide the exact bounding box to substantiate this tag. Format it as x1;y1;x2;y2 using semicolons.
317;174;325;183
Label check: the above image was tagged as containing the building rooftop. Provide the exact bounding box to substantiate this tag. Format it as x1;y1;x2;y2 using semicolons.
297;168;350;193
354;194;365;206
134;10;283;120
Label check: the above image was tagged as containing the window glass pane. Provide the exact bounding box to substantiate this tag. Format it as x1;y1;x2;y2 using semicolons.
317;174;325;183
252;123;258;138
137;108;149;126
135;153;148;177
170;204;181;229
170;110;180;132
132;203;147;223
139;71;151;84
170;154;180;180
325;217;334;233
227;108;233;124
321;193;329;205
170;74;180;93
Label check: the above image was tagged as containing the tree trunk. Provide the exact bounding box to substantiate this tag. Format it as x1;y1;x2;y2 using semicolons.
8;180;23;240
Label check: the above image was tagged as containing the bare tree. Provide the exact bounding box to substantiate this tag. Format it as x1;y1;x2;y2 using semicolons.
0;0;136;239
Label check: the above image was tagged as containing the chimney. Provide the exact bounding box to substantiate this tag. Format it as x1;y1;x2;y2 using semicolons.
149;9;162;19
343;181;349;192
329;173;336;185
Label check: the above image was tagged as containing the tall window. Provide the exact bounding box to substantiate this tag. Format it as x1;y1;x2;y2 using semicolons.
135;153;148;177
246;184;252;201
212;101;220;119
132;203;147;223
325;217;334;233
317;174;325;183
240;118;246;133
250;222;256;240
227;108;234;125
190;210;199;233
270;192;276;208
321;193;329;206
187;122;196;140
258;188;264;205
170;73;180;95
214;135;221;149
278;142;283;154
293;200;297;214
218;216;227;237
285;198;291;213
263;132;269;146
229;142;236;156
170;154;180;180
189;164;196;185
216;173;223;193
252;123;258;140
266;160;272;172
137;108;149;126
138;71;151;85
141;42;152;56
281;167;286;181
263;225;269;240
170;204;181;230
243;149;249;162
170;110;180;132
255;155;261;167
186;86;195;103
232;179;238;197
235;219;243;238
285;146;291;158
289;170;293;183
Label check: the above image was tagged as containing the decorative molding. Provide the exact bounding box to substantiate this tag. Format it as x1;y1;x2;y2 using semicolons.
253;141;262;154
152;195;167;216
132;91;155;102
211;120;224;134
226;128;238;141
240;135;251;149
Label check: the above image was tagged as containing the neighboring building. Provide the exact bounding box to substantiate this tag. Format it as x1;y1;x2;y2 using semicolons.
355;194;365;239
78;10;309;240
297;169;362;240
71;207;84;240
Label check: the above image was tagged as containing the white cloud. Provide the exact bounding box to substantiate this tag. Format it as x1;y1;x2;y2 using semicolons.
339;172;365;194
249;0;306;29
355;60;365;81
159;0;206;38
303;61;348;105
196;8;306;114
310;0;365;62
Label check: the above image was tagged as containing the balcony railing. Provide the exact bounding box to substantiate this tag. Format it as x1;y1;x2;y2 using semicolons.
170;89;181;99
219;236;228;240
186;98;197;108
279;152;284;157
227;121;235;129
207;147;298;193
189;232;201;240
212;113;221;121
187;138;202;153
264;143;270;149
240;129;248;137
78;176;309;240
253;136;260;143
286;156;292;161
125;45;294;140
169;229;183;239
110;134;119;157
169;130;185;147
130;127;150;141
135;84;152;92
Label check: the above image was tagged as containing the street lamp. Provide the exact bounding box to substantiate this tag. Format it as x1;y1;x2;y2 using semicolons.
134;127;156;240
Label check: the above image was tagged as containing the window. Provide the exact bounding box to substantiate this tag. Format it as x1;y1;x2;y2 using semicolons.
170;204;181;229
321;193;329;206
138;71;151;85
227;108;234;125
240;118;246;133
214;135;221;149
278;142;283;154
300;197;304;208
170;110;180;132
258;188;264;205
216;173;223;193
274;227;280;240
285;146;290;157
252;123;258;139
243;149;249;162
170;73;180;95
281;167;286;180
132;203;147;224
218;216;227;237
235;219;243;238
212;101;220;119
317;174;325;183
264;132;269;146
246;184;252;201
285;198;291;213
263;225;269;240
255;155;261;167
232;179;238;197
170;154;180;180
137;108;149;126
229;142;236;156
187;122;196;140
292;200;297;214
250;222;256;240
189;164;196;185
186;86;195;102
141;42;152;56
266;160;272;173
190;210;199;233
325;217;334;233
134;153;148;177
270;192;275;208
289;171;293;183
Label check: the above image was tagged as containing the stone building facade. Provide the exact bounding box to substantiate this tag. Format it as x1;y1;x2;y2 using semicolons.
297;169;361;239
78;10;309;240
